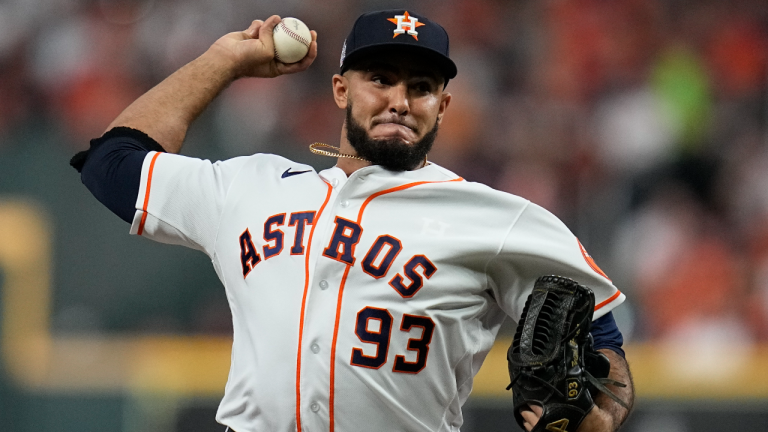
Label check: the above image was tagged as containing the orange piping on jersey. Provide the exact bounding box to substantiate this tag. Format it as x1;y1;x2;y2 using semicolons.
137;152;161;236
328;176;463;432
295;180;333;432
356;178;463;226
328;261;353;431
595;290;622;311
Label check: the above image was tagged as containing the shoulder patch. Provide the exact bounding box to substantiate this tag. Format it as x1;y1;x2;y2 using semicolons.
577;238;611;281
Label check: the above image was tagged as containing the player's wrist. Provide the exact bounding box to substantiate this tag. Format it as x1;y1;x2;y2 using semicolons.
577;406;615;432
203;40;246;81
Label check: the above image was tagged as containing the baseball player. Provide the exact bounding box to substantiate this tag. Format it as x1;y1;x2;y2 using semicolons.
72;10;634;432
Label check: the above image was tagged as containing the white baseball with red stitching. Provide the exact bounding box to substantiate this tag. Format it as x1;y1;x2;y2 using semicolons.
273;17;311;63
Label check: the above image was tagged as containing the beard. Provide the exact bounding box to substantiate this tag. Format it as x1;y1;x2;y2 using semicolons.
346;105;439;172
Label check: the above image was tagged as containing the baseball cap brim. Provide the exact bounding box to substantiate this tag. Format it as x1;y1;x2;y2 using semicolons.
341;43;458;81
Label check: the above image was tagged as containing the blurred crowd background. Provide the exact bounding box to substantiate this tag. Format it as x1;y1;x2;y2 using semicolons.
0;0;767;430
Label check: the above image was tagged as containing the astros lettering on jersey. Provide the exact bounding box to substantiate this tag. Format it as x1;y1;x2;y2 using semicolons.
130;152;624;432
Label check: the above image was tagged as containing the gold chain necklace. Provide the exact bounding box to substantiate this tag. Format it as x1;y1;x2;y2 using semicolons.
309;143;370;162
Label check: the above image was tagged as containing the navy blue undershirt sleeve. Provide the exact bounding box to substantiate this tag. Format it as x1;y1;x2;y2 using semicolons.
590;311;625;358
71;127;166;223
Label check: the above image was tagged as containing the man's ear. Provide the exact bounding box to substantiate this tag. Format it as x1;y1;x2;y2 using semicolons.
332;74;348;109
436;92;451;125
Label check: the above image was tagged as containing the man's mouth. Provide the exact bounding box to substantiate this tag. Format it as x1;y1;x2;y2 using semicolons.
370;120;418;142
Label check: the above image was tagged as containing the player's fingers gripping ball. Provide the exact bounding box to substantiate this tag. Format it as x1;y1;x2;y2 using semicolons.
273;17;311;63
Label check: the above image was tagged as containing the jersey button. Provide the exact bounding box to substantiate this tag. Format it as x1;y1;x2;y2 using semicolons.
340;200;350;208
310;403;320;413
331;178;339;188
319;280;329;290
311;343;320;354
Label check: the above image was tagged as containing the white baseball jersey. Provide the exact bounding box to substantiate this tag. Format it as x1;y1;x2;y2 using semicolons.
130;151;624;432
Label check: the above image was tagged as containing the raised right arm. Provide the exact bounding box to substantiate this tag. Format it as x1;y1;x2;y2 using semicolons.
107;15;317;154
71;16;317;224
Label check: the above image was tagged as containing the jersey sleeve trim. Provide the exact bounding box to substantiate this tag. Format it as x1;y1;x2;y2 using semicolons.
137;151;162;236
595;289;623;312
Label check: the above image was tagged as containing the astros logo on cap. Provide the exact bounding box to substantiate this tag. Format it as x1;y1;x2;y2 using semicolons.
387;11;425;40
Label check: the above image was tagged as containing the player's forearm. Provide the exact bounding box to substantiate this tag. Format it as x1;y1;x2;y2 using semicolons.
590;349;634;431
107;48;238;154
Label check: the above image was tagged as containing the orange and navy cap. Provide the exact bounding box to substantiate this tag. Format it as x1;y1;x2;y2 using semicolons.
340;10;458;82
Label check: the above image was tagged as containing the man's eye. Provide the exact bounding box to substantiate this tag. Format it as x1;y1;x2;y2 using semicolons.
415;82;433;93
372;75;389;85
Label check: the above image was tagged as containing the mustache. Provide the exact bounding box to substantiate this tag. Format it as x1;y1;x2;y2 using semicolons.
371;116;419;133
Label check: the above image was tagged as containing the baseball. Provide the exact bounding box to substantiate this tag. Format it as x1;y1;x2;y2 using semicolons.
272;17;311;64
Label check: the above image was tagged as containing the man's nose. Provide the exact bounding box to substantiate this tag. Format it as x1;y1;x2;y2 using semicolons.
388;82;410;116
